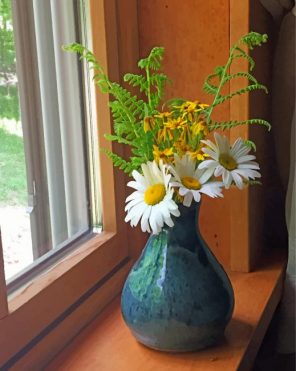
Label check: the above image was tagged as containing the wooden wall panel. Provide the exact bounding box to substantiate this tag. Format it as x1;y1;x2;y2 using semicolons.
249;0;286;268
138;0;231;268
116;0;148;260
137;0;275;271
230;0;277;271
229;0;250;271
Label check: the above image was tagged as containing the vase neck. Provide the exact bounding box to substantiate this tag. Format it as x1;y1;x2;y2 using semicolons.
165;203;201;252
175;203;200;227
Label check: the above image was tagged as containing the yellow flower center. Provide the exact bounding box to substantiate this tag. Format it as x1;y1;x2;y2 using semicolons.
181;176;201;190
144;184;166;205
219;153;237;170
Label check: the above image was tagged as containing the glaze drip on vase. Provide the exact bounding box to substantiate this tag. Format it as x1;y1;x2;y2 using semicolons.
121;203;234;352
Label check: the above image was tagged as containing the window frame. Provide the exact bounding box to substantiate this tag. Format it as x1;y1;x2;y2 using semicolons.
0;0;145;368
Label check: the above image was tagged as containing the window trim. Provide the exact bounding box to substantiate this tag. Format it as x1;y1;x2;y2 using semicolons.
0;0;145;368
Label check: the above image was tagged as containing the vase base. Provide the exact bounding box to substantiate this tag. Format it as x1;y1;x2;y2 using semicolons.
131;329;224;353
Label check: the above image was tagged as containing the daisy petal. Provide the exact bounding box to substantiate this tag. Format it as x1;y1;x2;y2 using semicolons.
236;155;256;163
231;171;244;189
127;180;146;191
192;190;201;202
141;206;152;233
198;159;217;170
202;148;219;161
183;192;193;207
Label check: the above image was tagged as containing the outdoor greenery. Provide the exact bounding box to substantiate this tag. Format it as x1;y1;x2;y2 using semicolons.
0;127;27;205
0;0;20;122
0;0;25;206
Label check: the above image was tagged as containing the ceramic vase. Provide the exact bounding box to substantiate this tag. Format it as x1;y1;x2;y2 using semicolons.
121;203;234;352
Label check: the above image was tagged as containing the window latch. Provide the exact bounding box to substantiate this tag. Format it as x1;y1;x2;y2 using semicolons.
26;181;37;214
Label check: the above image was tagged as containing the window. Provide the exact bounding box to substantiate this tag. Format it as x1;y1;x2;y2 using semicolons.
1;0;94;287
0;0;142;369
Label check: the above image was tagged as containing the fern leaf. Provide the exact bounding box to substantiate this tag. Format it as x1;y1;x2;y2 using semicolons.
138;47;164;70
104;134;133;146
223;72;258;85
241;32;268;49
233;47;255;70
150;74;169;109
101;149;140;174
214;84;268;106
244;140;257;151
203;74;219;95
244;179;262;186
124;73;147;92
209;118;271;131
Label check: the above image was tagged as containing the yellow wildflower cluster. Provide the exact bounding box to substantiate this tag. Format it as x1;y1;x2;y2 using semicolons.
144;100;209;164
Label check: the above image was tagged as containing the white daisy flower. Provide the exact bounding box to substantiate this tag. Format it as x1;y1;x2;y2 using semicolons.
198;132;261;189
170;154;224;207
125;160;180;235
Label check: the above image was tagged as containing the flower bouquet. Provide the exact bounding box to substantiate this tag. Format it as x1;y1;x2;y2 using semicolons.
66;32;270;352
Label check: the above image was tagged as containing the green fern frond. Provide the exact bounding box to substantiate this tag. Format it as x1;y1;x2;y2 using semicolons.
203;74;218;95
214;84;268;106
209;118;271;131
244;179;262;186
101;149;131;173
203;32;269;128
214;66;225;77
244;140;257;151
150;74;169;109
241;32;268;49
138;47;164;70
123;73;147;92
64;43;103;74
104;134;133;146
232;47;255;70
150;73;169;94
65;43;154;164
101;149;144;174
223;72;258;85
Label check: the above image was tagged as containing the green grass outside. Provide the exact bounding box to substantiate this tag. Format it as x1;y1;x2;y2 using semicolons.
0;126;27;206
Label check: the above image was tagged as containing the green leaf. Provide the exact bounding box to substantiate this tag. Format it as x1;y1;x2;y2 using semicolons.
124;73;147;92
138;47;164;70
244;140;257;151
203;74;219;95
241;32;268;49
223;72;258;85
233;47;255;70
209;118;271;131
214;84;268;106
104;134;133;146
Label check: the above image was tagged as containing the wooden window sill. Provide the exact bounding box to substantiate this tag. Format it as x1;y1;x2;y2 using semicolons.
46;250;286;371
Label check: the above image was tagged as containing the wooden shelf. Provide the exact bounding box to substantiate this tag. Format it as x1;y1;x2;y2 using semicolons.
46;251;285;371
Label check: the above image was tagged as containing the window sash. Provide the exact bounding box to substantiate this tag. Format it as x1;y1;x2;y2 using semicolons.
11;0;52;260
32;0;89;250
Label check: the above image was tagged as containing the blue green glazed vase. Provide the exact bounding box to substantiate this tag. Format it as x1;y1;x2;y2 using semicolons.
121;203;234;352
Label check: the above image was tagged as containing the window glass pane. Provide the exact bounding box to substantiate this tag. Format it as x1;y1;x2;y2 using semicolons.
0;0;33;280
0;0;93;284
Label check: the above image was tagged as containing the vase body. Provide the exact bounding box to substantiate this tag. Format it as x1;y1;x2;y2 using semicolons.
121;203;234;352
